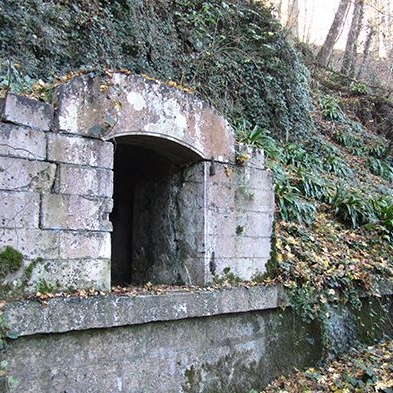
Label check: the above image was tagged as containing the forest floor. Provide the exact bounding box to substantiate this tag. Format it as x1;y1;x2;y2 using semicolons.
261;338;393;392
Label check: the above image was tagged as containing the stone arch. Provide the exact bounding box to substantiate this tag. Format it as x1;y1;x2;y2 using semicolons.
54;72;235;165
54;73;236;286
52;72;274;287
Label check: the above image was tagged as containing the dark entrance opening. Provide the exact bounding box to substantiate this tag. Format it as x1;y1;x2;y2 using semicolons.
110;136;205;287
111;140;195;286
111;143;174;286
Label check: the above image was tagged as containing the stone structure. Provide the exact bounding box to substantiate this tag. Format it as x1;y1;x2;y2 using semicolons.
1;73;392;393
2;284;392;392
1;286;322;393
0;72;274;292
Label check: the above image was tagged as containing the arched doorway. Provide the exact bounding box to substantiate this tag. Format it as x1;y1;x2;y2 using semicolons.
110;136;203;286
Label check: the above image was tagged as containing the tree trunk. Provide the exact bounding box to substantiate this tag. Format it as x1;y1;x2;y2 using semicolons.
276;0;283;19
357;24;375;79
341;0;365;78
288;0;299;37
316;0;351;67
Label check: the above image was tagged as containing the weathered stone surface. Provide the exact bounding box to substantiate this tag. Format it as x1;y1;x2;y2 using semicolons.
203;161;274;281
236;236;272;259
3;299;324;393
29;258;110;292
59;231;111;259
0;156;56;192
4;286;281;336
181;161;206;183
55;164;113;197
215;257;269;278
47;133;113;169
0;123;46;160
235;212;274;238
236;143;265;168
41;194;112;231
0;191;39;229
0;228;59;259
1;93;53;131
54;73;235;164
239;166;274;192
235;188;275;213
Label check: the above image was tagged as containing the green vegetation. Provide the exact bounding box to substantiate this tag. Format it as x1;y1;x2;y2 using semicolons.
0;0;311;142
36;278;56;294
0;246;23;280
1;1;393;382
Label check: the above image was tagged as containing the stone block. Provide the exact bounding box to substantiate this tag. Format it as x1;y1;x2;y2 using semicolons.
206;181;236;210
235;212;274;238
207;234;236;259
236;143;265;168
59;231;111;259
0;123;46;160
30;258;110;291
0;228;59;259
235;187;275;213
208;161;236;187
0;191;39;229
238;167;273;191
56;164;113;197
0;156;56;192
214;257;256;280
41;194;113;231
207;211;236;237
236;236;272;259
1;92;53;131
47;133;113;169
2;286;284;338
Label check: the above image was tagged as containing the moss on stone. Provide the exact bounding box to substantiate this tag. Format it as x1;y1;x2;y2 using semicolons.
0;246;23;280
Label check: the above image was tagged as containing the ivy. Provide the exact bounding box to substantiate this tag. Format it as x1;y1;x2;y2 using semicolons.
0;0;312;142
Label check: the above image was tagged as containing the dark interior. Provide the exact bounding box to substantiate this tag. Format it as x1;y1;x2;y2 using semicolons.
110;143;175;286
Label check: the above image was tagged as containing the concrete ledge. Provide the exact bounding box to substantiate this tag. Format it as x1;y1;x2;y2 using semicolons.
3;285;282;337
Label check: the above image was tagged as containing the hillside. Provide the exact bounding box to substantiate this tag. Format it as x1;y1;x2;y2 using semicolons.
259;64;393;326
0;0;311;141
1;0;393;335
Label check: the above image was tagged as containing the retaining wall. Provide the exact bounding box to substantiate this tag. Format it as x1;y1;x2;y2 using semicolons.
1;285;392;392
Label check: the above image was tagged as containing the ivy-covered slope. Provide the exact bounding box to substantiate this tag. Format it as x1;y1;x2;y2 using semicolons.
0;0;311;141
257;64;393;333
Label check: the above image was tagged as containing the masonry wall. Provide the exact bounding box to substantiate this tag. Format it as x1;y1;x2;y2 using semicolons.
0;93;113;292
0;74;275;292
1;286;323;393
